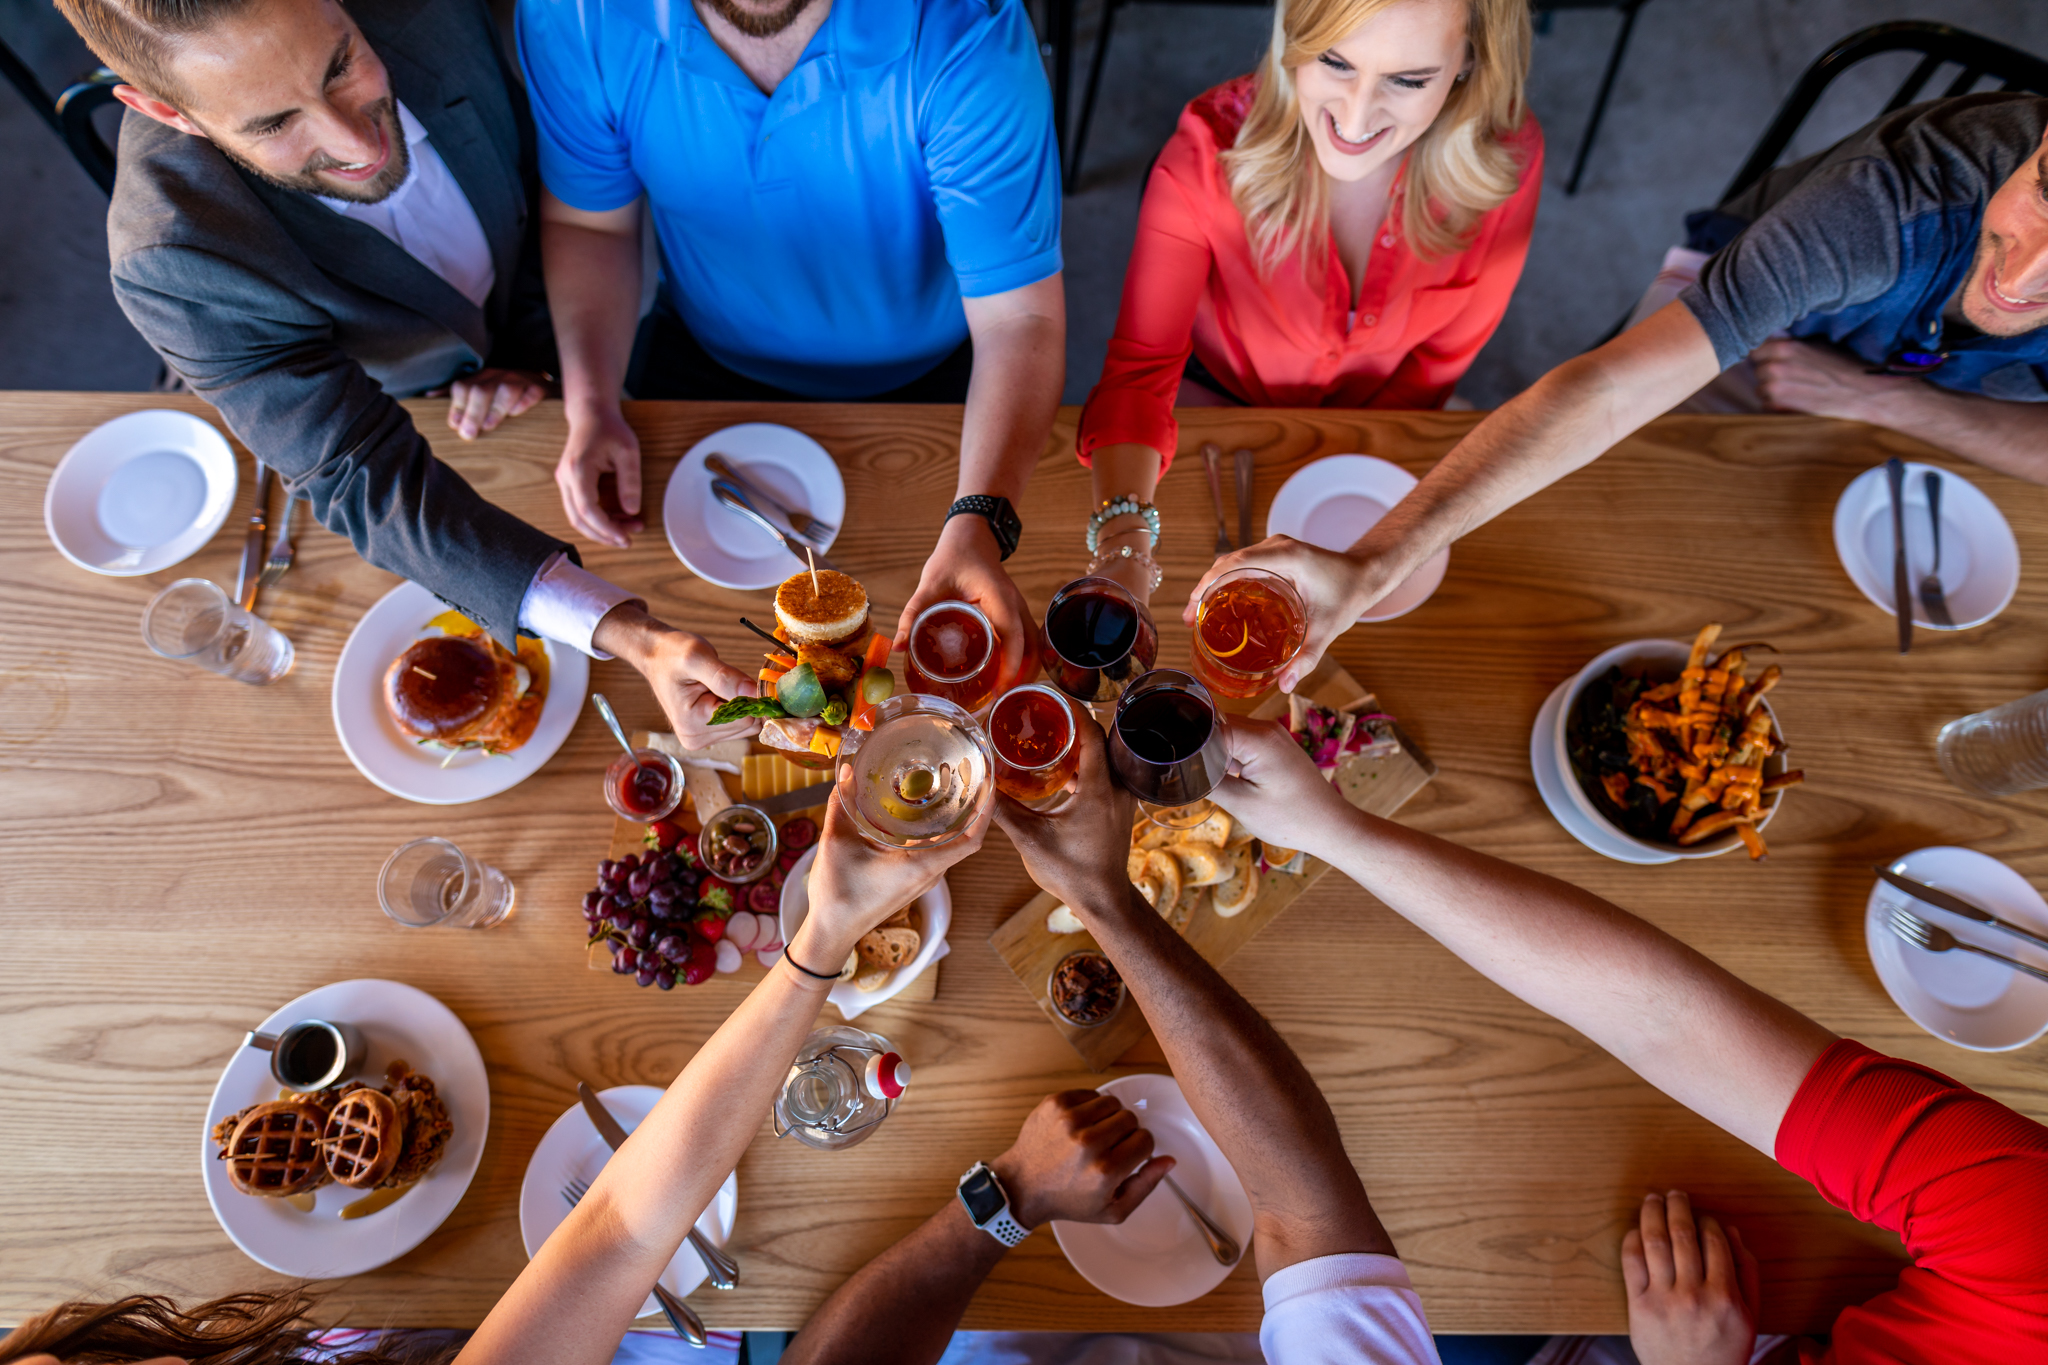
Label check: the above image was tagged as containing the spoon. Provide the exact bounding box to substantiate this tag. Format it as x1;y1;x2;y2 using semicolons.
1163;1172;1241;1266
590;692;638;760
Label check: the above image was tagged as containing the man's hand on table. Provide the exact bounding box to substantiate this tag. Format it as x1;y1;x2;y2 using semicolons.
991;1091;1175;1230
895;513;1035;693
433;369;552;440
993;715;1139;920
798;763;990;972
1209;713;1353;856
1624;1191;1760;1365
1184;536;1387;694
1751;337;1915;425
557;400;645;547
592;605;762;748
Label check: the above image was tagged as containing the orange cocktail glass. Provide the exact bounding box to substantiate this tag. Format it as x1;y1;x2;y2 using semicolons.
906;600;1002;714
988;683;1080;810
1189;568;1307;699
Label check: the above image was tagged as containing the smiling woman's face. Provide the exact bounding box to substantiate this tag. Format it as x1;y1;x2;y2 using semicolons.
1293;0;1469;184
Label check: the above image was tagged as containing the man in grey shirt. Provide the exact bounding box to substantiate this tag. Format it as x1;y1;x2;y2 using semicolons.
1191;93;2048;688
58;0;754;742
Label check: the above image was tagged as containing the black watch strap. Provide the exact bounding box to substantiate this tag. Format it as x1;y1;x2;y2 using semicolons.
946;495;1022;562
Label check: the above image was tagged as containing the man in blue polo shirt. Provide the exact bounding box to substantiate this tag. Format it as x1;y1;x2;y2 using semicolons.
1193;93;2048;663
519;0;1062;684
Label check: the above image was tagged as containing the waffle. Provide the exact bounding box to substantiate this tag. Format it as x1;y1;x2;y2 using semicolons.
222;1100;332;1197
322;1086;407;1189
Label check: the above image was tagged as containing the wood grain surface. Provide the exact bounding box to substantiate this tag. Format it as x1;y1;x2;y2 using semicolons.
990;659;1435;1070
4;392;2047;1336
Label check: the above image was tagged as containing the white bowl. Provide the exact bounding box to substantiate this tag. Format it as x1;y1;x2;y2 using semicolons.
1552;639;1787;860
778;845;951;1020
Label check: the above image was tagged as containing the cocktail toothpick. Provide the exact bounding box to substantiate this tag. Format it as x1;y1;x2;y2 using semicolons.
806;545;820;599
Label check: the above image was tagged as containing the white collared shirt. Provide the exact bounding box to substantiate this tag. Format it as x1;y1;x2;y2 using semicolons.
316;100;495;308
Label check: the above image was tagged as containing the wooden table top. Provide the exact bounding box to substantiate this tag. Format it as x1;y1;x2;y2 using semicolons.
3;391;2045;1336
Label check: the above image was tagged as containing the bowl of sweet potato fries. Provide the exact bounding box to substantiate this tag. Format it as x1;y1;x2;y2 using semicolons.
1558;625;1804;861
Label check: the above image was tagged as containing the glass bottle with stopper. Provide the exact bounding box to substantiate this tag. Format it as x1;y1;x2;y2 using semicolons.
773;1025;911;1150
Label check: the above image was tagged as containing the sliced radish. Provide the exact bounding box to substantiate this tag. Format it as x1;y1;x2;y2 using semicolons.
714;940;742;973
756;931;784;953
756;947;783;970
726;911;760;952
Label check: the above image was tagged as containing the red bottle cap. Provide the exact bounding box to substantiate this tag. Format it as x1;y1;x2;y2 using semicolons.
864;1051;910;1099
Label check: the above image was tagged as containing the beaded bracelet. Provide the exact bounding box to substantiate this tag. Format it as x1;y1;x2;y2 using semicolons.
1085;497;1161;555
1086;542;1163;594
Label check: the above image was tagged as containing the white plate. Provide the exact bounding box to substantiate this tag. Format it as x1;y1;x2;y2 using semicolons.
45;410;239;576
1531;677;1675;866
778;845;951;1020
664;423;845;592
1052;1073;1254;1307
331;581;589;805
1832;462;2018;630
200;979;489;1277
1865;846;2048;1052
519;1085;738;1315
1265;454;1449;622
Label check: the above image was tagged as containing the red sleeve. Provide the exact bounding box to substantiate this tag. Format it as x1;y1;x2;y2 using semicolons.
1776;1039;2048;1328
1377;118;1544;410
1075;131;1214;476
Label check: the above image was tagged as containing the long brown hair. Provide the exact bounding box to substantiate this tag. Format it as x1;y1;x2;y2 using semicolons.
1222;0;1531;272
0;1289;459;1365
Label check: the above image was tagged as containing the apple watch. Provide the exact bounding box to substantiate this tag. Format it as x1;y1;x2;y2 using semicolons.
945;495;1023;561
957;1161;1031;1247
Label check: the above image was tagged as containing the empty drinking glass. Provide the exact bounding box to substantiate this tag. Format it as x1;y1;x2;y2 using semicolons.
140;578;293;684
1937;689;2048;797
377;837;515;928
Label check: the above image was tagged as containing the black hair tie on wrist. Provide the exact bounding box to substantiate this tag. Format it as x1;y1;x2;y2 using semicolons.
783;948;841;982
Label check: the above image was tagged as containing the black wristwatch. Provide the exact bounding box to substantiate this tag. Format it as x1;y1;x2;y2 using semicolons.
945;495;1023;562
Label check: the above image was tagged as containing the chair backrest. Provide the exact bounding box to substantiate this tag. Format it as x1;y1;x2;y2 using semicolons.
1720;20;2048;204
57;72;121;196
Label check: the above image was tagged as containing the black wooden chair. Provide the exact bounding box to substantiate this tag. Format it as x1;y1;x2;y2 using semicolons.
0;33;123;195
1046;0;1650;193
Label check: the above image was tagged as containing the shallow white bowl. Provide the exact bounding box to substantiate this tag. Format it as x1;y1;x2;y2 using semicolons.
45;409;238;576
778;844;951;1020
1552;638;1786;861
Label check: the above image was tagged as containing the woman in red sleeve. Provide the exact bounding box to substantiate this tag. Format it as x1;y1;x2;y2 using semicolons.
1078;0;1540;600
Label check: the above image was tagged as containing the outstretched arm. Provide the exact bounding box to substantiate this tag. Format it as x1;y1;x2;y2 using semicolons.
1188;300;1723;692
996;724;1395;1279
456;777;989;1365
1212;718;1835;1154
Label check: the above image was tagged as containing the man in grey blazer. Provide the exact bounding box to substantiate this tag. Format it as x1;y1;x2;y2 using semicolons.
58;0;755;743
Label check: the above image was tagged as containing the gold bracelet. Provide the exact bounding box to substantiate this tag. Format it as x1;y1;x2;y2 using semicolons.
1086;542;1163;593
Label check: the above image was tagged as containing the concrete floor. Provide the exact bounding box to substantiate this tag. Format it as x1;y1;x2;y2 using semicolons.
4;0;2048;405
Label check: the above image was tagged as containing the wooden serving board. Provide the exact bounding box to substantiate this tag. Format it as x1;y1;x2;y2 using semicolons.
600;733;939;1006
989;660;1435;1069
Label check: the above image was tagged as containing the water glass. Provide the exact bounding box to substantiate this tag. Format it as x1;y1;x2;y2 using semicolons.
140;578;293;684
377;836;515;928
1937;689;2048;797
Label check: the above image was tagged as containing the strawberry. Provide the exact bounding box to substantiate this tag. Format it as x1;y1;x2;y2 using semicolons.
643;819;684;853
682;941;717;985
693;912;726;944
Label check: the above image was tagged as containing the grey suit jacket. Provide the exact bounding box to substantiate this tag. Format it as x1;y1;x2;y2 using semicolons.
107;0;568;647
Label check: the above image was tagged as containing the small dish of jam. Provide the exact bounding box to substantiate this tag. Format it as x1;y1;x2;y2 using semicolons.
605;748;684;822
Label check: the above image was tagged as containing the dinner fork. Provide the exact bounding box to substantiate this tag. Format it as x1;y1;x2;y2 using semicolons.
1884;905;2048;985
1201;444;1232;555
562;1176;708;1347
1917;471;1955;628
258;496;296;590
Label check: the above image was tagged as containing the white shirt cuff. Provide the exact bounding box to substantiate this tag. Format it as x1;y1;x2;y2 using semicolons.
1259;1253;1439;1365
517;552;641;658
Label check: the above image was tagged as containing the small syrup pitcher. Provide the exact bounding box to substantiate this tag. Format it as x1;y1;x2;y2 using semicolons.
773;1025;910;1150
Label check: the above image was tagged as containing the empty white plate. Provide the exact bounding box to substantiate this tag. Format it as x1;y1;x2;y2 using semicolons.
664;423;845;592
1865;846;2048;1052
1832;463;2018;630
200;979;490;1277
519;1085;738;1315
1052;1072;1254;1307
45;409;239;576
331;581;588;805
1265;455;1449;622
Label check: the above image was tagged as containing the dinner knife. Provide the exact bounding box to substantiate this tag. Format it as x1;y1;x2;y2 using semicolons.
713;480;839;572
1918;470;1955;629
1873;866;2048;954
706;453;837;544
753;781;835;816
234;461;274;612
1885;458;1911;654
577;1083;741;1292
1233;449;1255;550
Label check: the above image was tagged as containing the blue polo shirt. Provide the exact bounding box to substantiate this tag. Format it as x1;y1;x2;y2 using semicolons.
518;0;1061;399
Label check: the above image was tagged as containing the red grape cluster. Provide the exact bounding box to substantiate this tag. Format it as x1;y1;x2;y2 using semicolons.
581;815;818;989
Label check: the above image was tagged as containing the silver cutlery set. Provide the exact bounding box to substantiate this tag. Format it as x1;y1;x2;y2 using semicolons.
709;452;840;570
1885;457;1953;652
232;460;297;612
1199;443;1257;556
1876;865;2048;985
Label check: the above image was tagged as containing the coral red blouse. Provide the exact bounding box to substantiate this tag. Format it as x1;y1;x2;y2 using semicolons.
1078;76;1543;471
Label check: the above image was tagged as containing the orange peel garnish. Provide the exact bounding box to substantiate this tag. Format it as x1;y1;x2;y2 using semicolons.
1210;620;1251;659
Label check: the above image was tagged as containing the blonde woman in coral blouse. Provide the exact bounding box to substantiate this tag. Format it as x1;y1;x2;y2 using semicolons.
1078;0;1540;604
